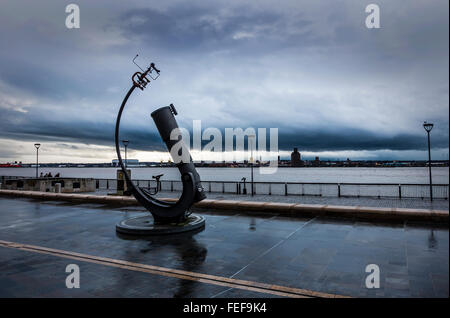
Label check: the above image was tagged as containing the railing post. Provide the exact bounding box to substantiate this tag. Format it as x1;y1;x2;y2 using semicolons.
269;183;272;195
106;179;109;189
338;183;341;197
399;184;402;199
171;181;173;192
222;182;225;193
209;182;211;193
285;183;288;196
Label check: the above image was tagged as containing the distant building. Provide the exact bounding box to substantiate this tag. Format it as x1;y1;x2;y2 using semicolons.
291;148;302;167
313;156;320;166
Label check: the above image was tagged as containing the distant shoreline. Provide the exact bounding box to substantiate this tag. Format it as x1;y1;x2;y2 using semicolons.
1;165;448;168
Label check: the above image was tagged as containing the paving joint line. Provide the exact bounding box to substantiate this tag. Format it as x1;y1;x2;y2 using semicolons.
0;239;348;298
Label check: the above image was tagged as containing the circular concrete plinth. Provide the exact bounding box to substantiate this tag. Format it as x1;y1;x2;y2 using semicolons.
116;214;205;235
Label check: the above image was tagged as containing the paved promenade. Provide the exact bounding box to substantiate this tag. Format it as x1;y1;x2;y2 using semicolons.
0;197;448;297
89;189;449;210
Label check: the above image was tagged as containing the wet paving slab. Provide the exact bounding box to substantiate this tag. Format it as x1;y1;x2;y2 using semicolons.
0;197;448;298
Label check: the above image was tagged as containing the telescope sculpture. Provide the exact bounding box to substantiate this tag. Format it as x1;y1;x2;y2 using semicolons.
115;56;206;235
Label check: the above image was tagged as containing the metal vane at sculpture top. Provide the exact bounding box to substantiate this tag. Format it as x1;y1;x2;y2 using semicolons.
115;55;206;234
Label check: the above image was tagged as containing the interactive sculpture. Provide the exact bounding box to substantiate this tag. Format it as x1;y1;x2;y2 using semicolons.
115;56;206;235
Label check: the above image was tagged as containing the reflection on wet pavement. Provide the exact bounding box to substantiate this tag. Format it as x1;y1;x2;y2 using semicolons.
0;197;448;297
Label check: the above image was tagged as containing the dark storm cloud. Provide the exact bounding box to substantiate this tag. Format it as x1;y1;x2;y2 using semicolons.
278;128;449;152
0;0;448;161
0;107;167;151
1;104;447;153
117;5;294;51
0;59;101;100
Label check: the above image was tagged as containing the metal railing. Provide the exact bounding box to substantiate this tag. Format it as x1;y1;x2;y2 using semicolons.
1;176;447;200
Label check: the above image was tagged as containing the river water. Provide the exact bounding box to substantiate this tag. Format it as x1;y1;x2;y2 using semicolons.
1;167;448;184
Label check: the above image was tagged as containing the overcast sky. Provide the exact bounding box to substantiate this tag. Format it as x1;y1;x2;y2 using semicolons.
0;0;448;163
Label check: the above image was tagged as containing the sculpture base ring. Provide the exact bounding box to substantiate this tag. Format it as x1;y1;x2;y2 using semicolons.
116;214;205;235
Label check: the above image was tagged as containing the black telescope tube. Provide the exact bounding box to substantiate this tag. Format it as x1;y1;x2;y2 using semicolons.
151;106;206;202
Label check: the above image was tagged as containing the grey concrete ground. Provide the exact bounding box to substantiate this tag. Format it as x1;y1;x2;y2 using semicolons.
93;189;449;210
0;197;448;297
